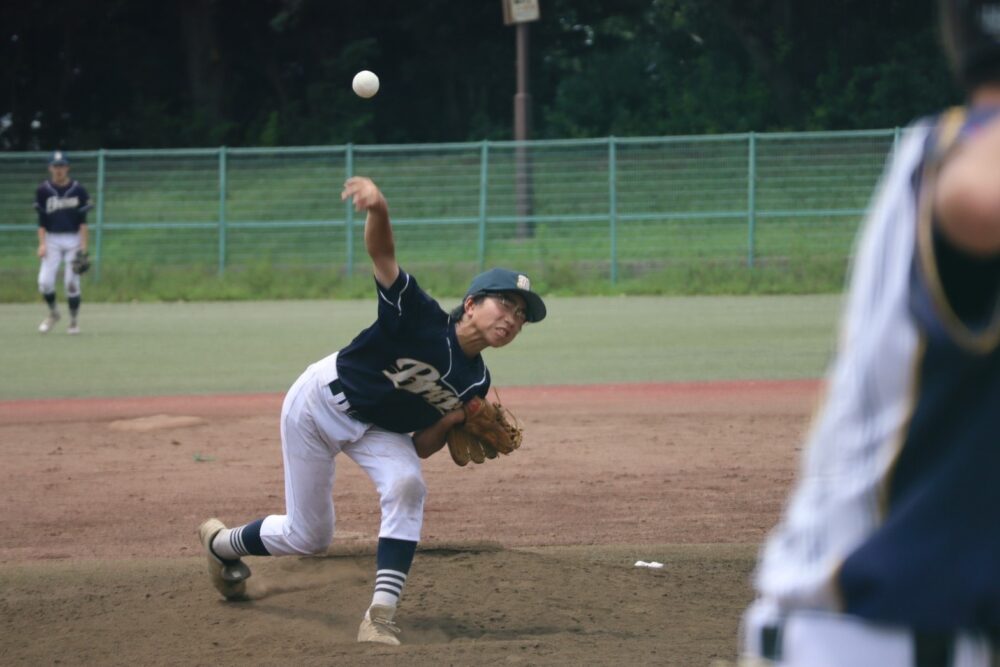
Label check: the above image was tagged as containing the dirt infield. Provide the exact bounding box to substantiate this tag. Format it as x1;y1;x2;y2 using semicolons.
0;381;818;666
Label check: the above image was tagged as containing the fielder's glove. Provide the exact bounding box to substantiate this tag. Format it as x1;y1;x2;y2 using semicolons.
446;396;523;466
71;251;91;274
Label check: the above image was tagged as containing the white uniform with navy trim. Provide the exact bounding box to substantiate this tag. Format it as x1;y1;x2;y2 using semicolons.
743;109;1000;666
751;123;932;613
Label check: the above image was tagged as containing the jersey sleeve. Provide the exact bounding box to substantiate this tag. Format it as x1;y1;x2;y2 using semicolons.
913;218;1000;353
77;184;93;217
374;269;445;337
34;185;47;228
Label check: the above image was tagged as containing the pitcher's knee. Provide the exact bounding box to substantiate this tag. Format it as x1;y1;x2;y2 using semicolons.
386;473;427;507
38;282;55;295
286;523;334;555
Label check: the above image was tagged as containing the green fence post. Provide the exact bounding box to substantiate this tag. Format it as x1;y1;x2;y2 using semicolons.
608;136;618;286
218;146;228;276
747;132;757;269
477;141;489;271
345;144;354;277
93;149;106;282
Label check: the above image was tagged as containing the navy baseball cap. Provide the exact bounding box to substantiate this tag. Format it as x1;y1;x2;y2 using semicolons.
465;267;546;322
48;151;69;166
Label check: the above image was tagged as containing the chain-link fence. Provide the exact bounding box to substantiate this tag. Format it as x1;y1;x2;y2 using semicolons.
0;130;903;290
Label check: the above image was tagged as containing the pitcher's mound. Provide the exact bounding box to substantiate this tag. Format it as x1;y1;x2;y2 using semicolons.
108;414;207;431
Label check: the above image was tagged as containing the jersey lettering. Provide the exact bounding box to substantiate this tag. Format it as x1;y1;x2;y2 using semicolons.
383;359;463;413
45;195;81;214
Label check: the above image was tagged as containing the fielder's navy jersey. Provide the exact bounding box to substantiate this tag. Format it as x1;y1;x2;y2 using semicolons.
336;269;491;433
34;180;92;233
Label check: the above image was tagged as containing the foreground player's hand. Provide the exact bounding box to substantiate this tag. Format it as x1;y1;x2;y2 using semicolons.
37;244;46;258
341;177;386;212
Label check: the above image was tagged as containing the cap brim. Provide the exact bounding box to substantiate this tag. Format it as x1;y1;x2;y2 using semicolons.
513;289;546;323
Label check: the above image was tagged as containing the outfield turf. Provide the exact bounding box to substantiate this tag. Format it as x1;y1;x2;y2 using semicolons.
0;294;841;400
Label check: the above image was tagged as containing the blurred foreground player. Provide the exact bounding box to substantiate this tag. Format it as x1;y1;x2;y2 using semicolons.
740;2;1000;665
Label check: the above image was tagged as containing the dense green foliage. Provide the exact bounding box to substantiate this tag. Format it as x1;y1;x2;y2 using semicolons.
2;1;957;150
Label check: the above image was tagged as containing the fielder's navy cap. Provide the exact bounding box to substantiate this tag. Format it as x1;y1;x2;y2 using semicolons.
465;267;546;322
48;151;69;166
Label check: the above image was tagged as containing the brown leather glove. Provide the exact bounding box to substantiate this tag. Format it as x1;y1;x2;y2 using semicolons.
445;396;522;466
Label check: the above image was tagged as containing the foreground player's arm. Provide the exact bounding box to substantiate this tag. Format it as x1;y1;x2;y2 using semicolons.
79;223;89;253
412;408;466;459
935;116;1000;257
37;227;47;258
341;176;399;288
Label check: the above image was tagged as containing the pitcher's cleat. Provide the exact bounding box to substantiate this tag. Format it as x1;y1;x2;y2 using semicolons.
357;604;402;645
67;319;80;335
38;311;61;333
198;518;251;601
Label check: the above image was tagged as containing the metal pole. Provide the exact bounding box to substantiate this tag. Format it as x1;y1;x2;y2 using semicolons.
514;21;534;238
747;133;757;269
609;136;618;285
217;146;227;276
478;141;490;271
94;149;106;282
345;144;355;277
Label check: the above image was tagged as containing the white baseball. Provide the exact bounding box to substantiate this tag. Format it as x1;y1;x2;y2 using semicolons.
352;70;379;99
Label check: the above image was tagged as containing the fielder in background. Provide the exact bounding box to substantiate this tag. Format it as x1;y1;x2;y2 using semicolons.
198;176;546;646
35;150;92;335
740;2;1000;666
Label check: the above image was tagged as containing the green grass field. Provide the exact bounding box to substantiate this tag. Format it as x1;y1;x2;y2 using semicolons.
0;294;841;400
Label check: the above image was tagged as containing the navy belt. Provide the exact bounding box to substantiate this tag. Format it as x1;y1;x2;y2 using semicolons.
328;379;360;419
328;378;345;397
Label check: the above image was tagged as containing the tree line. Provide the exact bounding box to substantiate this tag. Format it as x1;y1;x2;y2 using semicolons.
1;0;959;150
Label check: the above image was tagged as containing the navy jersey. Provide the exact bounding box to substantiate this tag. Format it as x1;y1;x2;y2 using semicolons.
35;180;92;233
336;270;491;433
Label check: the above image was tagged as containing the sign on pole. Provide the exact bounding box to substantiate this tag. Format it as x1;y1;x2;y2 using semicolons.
502;0;540;25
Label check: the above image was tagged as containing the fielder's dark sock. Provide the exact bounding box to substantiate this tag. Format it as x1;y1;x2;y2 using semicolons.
371;537;417;607
68;295;81;318
43;292;56;311
211;518;270;559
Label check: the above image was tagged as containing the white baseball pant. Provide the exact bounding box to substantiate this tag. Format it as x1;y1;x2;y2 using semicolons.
259;352;427;556
38;232;82;297
742;601;998;666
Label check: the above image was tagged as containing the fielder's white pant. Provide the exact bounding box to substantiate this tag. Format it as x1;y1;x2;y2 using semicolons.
741;600;998;666
259;352;427;556
38;232;82;297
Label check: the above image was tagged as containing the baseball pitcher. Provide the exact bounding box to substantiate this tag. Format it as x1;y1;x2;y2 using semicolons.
197;176;545;646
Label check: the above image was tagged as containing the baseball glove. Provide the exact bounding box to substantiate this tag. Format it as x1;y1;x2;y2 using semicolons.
446;396;522;466
71;251;91;274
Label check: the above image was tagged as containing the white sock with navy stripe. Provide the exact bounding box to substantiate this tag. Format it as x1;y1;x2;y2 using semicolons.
372;569;408;608
210;519;269;559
